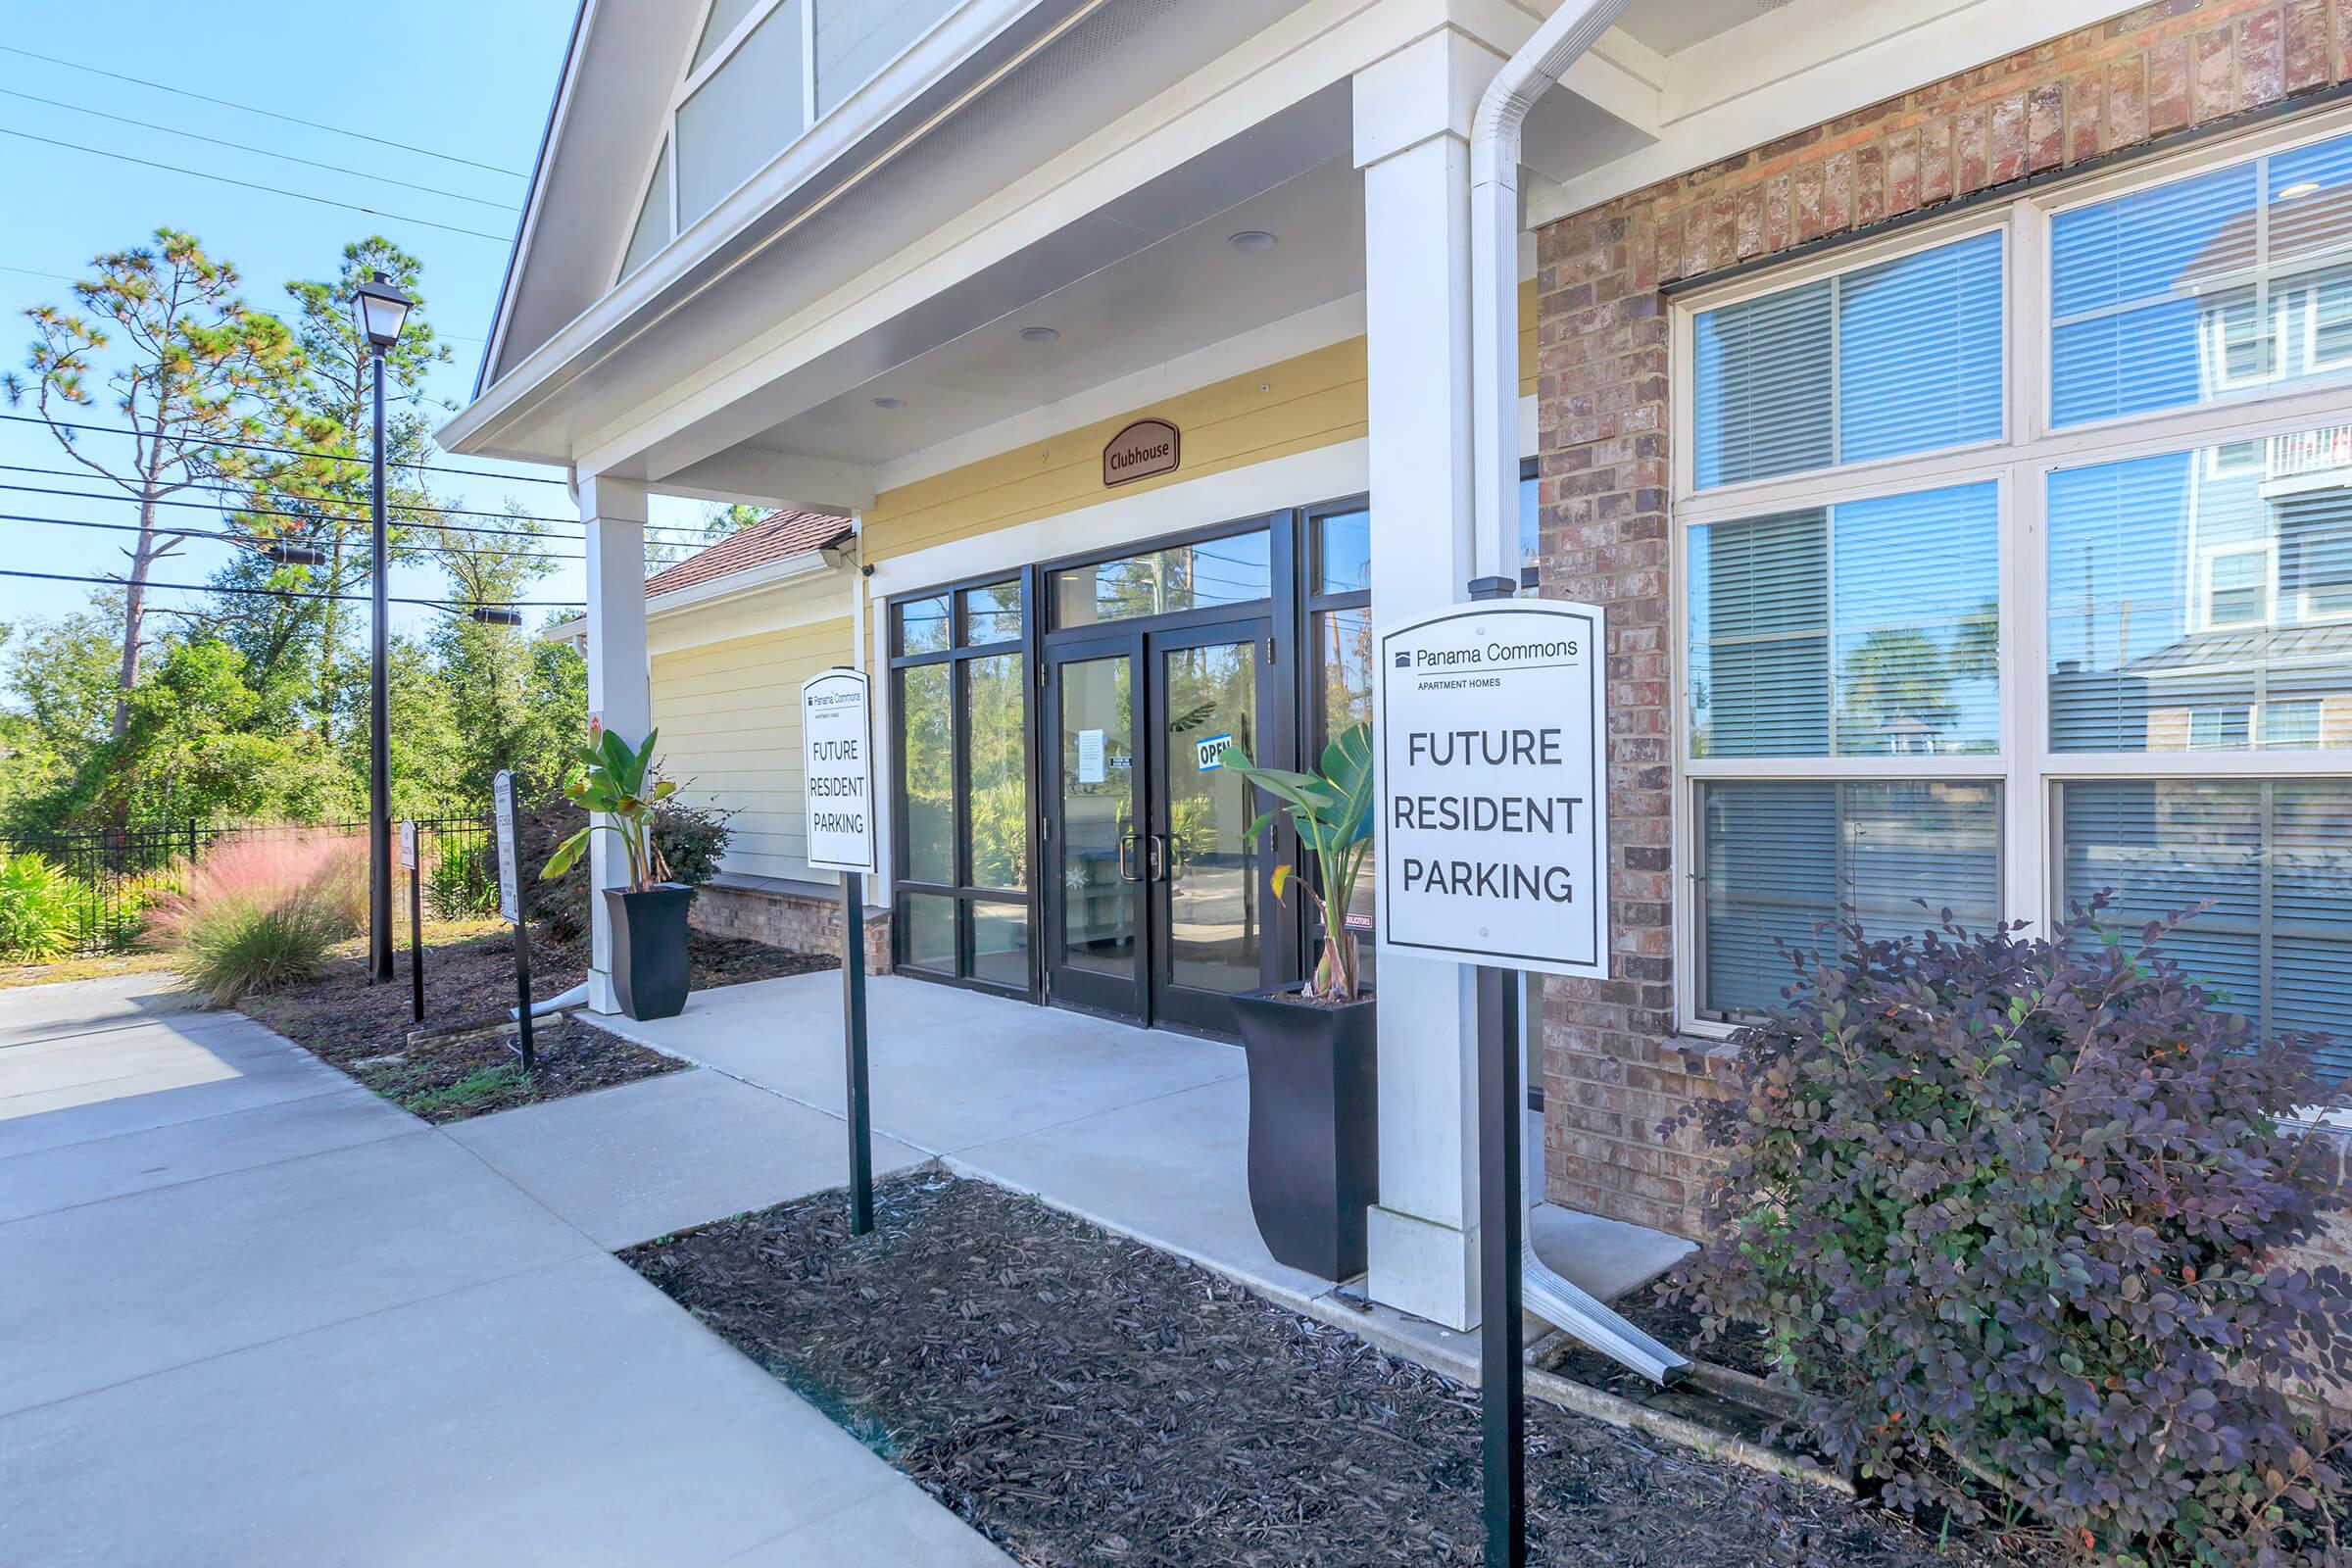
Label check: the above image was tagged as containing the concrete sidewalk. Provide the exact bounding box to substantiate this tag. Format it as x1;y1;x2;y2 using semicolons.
591;972;1691;1335
0;973;1007;1568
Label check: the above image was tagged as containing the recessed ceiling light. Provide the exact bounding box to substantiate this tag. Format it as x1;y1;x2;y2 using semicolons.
1018;325;1059;344
871;395;906;410
1227;229;1278;254
2280;180;2324;199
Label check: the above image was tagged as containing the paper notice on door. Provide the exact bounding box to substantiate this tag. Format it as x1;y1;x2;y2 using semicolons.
1077;728;1106;784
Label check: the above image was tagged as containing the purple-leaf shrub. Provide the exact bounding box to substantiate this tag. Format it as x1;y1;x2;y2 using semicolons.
1667;903;2352;1564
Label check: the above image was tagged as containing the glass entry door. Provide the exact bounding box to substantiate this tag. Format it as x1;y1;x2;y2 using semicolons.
1045;632;1145;1019
1146;620;1274;1033
1043;617;1277;1032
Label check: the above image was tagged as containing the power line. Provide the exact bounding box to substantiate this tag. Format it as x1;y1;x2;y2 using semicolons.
0;413;571;488
0;485;599;554
0;567;581;610
0;89;521;213
0;126;514;244
0;263;77;284
0;511;577;564
0;44;529;180
0;469;696;550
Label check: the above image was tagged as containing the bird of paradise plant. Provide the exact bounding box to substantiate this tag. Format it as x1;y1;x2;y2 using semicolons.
1225;721;1374;1003
541;724;677;890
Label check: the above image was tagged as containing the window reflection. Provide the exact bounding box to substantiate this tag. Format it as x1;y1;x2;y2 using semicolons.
1053;531;1271;625
2048;424;2352;753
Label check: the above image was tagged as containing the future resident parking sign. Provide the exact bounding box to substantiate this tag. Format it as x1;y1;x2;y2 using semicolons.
1375;599;1607;977
801;667;877;876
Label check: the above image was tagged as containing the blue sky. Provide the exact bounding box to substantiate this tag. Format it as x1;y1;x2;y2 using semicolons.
0;0;705;652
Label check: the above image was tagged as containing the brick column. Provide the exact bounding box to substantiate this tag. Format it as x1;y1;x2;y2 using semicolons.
1533;207;1721;1237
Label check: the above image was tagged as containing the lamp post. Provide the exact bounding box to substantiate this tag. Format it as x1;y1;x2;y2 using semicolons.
353;270;414;985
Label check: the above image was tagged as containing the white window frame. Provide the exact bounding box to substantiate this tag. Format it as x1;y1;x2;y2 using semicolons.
611;0;963;286
1669;105;2352;1040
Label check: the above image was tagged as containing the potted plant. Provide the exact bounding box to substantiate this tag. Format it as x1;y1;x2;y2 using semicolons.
1225;721;1377;1282
542;723;693;1020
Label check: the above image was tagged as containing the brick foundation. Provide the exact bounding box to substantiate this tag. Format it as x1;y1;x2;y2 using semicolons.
1532;0;2352;1241
690;875;892;974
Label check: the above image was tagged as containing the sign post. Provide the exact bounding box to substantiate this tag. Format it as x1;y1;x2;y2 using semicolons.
493;769;535;1073
1375;583;1609;1568
398;820;424;1023
802;667;879;1235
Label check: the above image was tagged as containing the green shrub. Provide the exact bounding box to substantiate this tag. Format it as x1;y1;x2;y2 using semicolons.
425;838;501;920
0;851;76;960
523;788;731;944
175;899;337;1005
1670;903;2352;1565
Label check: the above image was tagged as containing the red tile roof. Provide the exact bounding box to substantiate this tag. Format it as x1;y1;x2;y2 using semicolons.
643;509;854;598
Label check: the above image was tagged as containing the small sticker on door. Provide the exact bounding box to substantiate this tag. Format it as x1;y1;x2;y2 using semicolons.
1196;732;1233;771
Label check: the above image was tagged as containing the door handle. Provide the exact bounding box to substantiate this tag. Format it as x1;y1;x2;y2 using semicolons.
1149;832;1169;883
1118;831;1145;884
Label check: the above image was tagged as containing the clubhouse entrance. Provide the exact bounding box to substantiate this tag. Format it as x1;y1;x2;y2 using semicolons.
885;502;1375;1038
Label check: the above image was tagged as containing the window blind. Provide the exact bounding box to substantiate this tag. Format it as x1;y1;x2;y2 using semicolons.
2052;128;2352;425
1698;780;2000;1018
1690;483;1998;757
1693;231;2001;487
2059;778;2352;1077
2047;432;2352;754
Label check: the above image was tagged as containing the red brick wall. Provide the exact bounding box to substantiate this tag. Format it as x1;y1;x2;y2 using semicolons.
1532;0;2352;1240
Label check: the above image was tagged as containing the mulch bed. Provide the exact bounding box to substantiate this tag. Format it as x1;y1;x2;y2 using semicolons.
243;926;833;1124
626;1172;2016;1568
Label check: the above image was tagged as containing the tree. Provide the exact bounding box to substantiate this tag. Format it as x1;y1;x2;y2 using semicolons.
648;501;767;567
5;230;306;739
229;237;454;744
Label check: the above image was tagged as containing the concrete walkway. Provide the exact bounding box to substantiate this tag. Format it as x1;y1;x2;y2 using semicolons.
0;973;1007;1568
591;972;1692;1336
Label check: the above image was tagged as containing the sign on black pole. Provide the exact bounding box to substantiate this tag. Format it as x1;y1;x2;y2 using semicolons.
398;819;424;1023
802;667;878;1236
1375;588;1608;1568
493;769;535;1073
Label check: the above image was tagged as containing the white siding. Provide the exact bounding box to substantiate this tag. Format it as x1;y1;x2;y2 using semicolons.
652;615;853;883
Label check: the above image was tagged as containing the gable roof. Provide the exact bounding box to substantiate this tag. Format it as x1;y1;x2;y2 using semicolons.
644;509;855;599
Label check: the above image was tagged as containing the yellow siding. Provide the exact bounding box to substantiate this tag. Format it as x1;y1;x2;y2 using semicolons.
861;287;1535;566
860;337;1369;565
650;615;851;883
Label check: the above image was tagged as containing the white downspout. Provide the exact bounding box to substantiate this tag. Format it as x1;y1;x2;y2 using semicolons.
1470;0;1690;1388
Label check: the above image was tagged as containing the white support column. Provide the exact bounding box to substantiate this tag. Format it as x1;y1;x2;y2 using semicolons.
577;472;652;1015
1355;27;1496;1332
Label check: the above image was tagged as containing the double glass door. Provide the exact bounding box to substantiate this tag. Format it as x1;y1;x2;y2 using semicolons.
1046;617;1278;1034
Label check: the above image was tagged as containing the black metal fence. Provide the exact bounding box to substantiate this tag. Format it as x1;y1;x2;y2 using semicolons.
1;812;493;958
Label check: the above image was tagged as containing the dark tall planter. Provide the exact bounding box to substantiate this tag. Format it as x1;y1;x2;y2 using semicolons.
1233;988;1378;1282
603;883;694;1021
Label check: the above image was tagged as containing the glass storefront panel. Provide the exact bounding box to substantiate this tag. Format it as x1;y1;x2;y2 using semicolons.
898;662;953;884
901;892;956;974
970;902;1030;990
960;580;1022;645
898;593;951;656
964;654;1026;891
1052;530;1271;626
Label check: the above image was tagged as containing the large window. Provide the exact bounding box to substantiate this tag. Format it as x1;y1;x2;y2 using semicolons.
890;577;1030;992
1678;116;2352;1069
613;0;961;282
